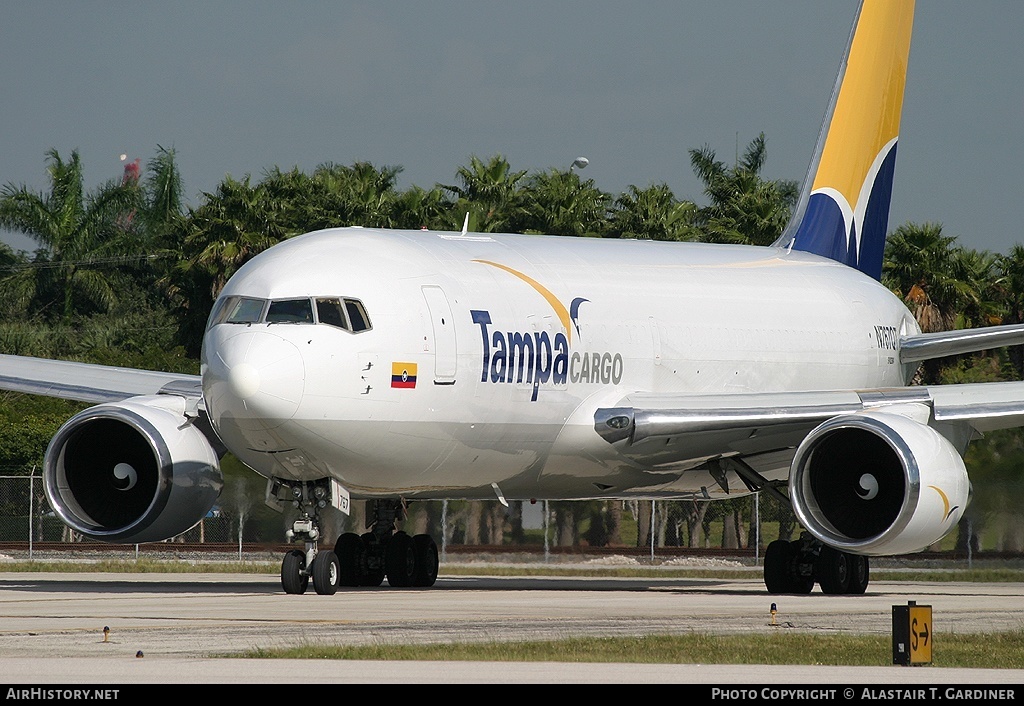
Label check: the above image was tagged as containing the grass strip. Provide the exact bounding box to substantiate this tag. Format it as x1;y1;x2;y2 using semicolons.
236;631;1024;669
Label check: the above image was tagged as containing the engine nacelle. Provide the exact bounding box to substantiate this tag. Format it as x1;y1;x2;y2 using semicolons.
44;395;223;544
789;410;971;556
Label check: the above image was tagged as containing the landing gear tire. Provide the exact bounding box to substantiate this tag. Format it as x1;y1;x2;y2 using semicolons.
385;531;416;587
312;549;341;595
764;539;813;594
281;549;309;595
815;545;850;594
815;546;851;594
412;533;439;587
847;554;870;594
360;532;386;586
335;532;365;587
789;540;814;594
764;540;793;594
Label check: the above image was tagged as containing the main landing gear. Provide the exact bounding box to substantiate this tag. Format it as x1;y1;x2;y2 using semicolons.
334;499;439;589
763;533;869;595
701;463;869;595
272;479;439;595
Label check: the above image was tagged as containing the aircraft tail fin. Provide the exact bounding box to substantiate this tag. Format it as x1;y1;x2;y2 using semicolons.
774;0;915;281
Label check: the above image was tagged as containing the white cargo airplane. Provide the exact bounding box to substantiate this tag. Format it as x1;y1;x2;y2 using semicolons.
2;0;1023;595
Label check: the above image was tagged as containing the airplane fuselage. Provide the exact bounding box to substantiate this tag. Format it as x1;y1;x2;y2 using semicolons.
199;227;919;502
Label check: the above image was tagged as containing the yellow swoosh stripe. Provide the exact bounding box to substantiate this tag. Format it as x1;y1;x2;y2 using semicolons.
928;485;951;519
473;260;572;342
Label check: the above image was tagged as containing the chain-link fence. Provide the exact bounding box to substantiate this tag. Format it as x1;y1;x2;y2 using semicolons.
0;474;271;549
0;474;996;562
0;474;797;552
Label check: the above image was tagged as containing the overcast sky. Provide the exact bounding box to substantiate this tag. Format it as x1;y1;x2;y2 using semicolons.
1;2;1021;256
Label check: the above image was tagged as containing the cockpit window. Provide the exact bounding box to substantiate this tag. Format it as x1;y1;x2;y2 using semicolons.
267;298;314;323
316;298;349;330
208;294;370;332
207;297;231;330
345;299;371;332
224;297;266;324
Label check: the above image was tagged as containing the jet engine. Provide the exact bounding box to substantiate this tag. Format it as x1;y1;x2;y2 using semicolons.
44;396;223;544
789;410;970;556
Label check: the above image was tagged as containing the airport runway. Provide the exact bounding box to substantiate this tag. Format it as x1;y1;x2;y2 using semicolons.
0;569;1022;685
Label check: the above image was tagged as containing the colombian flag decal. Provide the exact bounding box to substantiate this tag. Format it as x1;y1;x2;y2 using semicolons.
391;362;417;389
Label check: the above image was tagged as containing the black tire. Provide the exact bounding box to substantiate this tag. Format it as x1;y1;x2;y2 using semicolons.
360;532;385;586
847;554;869;594
312;549;340;595
789;540;815;594
412;534;439;587
816;545;851;594
385;531;416;588
335;532;364;587
764;540;793;594
281;549;308;595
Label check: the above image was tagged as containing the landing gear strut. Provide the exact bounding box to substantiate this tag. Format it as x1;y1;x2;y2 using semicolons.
763;533;869;595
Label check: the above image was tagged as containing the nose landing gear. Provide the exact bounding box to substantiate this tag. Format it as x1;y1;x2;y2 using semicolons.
274;483;343;595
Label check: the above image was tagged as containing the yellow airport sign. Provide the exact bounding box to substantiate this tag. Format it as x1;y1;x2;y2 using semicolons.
892;601;933;665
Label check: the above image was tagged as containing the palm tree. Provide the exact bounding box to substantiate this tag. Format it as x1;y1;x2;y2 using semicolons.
996;244;1024;378
953;248;1003;330
0;148;142;323
689;133;798;245
258;166;324;232
882;223;984;333
391;185;454;231
163;175;288;354
181;175;287;291
883;222;1005;384
517;169;611;237
311;161;404;228
255;162;407;233
440;155;527;233
608;183;700;241
143;145;185;242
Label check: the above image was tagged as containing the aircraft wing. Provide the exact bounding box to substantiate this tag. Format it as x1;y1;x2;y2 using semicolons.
900;322;1024;363
594;381;1024;469
0;353;203;405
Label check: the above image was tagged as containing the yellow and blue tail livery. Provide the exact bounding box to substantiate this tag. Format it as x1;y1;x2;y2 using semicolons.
780;0;915;281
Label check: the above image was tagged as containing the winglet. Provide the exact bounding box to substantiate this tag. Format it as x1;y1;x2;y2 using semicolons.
775;0;915;281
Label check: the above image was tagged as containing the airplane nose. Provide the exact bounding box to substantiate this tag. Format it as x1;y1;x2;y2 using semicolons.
227;362;261;400
203;330;305;431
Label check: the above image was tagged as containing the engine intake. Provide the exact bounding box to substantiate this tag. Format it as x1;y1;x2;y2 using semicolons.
44;396;223;544
789;410;970;556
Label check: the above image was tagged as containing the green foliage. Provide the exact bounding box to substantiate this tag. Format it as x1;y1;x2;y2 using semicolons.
0;393;84;470
608;184;699;241
517;169;611;237
938;354;1006;385
883;222;1002;333
142;145;186;247
439;154;528;233
0;149;145;323
689;133;798;245
963;428;1024;548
